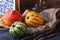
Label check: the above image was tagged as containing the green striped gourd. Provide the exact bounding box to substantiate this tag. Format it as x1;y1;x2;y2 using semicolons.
9;21;27;38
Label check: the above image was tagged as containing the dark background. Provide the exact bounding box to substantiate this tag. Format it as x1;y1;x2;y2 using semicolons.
20;0;60;13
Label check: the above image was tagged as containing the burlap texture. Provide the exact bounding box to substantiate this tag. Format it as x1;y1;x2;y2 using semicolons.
22;8;60;34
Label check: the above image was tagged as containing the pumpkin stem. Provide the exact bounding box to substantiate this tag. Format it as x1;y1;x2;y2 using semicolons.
27;17;29;19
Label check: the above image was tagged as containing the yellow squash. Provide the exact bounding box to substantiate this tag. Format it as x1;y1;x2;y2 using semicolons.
25;11;44;27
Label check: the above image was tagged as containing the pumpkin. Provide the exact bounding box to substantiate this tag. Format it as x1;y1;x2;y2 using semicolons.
25;11;44;27
2;10;22;26
9;21;27;38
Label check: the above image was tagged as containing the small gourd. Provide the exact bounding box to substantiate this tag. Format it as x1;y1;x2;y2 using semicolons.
25;11;44;27
2;10;22;26
9;21;27;38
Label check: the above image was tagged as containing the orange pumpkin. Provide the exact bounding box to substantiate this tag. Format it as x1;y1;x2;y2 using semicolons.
2;10;22;26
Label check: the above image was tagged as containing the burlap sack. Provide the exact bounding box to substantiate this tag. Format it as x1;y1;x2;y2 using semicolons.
22;8;60;34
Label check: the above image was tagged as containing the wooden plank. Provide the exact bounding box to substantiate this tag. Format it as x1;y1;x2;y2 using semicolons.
15;0;20;11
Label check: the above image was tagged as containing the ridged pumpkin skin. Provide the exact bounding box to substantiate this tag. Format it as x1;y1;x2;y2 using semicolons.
25;11;44;27
9;21;26;38
2;10;22;26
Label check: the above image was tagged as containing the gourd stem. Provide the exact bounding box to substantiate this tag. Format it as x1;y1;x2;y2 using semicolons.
12;25;15;27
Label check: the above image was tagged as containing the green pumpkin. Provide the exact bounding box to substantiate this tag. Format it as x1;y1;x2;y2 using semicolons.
9;21;27;38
